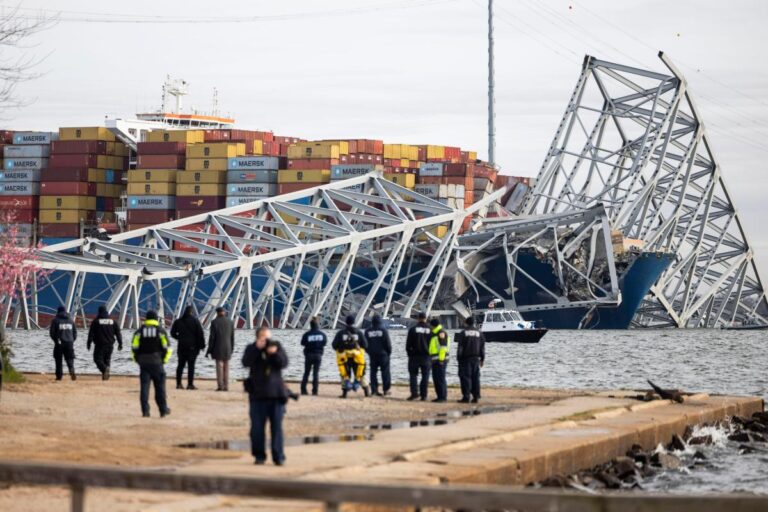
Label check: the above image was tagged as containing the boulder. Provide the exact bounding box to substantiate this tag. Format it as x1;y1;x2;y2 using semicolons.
689;435;712;446
651;452;681;470
667;434;686;452
595;471;622;489
612;456;638;480
728;432;752;443
693;450;707;461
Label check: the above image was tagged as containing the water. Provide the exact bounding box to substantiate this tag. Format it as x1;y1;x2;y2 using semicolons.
9;328;768;399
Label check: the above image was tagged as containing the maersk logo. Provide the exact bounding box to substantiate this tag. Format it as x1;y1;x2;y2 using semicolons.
240;160;265;167
6;160;38;169
14;134;47;144
3;184;29;192
134;198;163;206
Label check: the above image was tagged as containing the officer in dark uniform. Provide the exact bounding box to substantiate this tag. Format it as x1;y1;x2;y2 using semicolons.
87;305;123;380
131;310;172;418
49;306;77;381
455;316;486;403
405;312;432;401
365;315;392;396
300;317;327;396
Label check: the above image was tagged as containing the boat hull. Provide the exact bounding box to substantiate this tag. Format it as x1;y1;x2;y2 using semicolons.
482;328;548;343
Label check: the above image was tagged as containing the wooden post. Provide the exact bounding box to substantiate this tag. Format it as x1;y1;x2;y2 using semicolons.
71;483;85;512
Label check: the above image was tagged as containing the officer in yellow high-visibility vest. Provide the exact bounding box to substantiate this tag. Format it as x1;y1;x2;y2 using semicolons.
131;310;172;418
428;318;450;402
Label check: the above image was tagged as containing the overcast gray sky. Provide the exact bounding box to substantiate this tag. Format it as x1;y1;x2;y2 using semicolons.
9;0;768;270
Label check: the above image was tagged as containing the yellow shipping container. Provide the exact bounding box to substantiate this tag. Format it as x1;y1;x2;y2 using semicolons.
92;155;125;170
467;151;478;161
251;140;264;155
277;169;331;184
176;183;227;196
40;196;96;210
417;225;449;242
176;170;227;184
318;140;350;155
186;158;228;171
384;144;417;160
127;169;177;183
187;143;246;159
127;182;176;195
59;127;115;142
40;210;91;224
384;173;416;189
147;130;205;144
114;142;129;157
425;145;445;160
286;143;340;160
88;169;105;183
96;184;123;198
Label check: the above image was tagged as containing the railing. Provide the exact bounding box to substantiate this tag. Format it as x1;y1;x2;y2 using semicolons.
0;460;766;512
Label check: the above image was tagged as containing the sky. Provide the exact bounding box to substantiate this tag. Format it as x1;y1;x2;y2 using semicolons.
6;0;768;270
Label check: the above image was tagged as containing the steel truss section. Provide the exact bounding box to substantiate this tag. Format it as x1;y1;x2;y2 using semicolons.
522;53;767;327
22;173;504;329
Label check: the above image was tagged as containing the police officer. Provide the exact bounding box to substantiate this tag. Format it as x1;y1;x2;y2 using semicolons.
49;306;77;381
131;310;172;418
171;306;206;390
365;315;392;396
429;318;450;403
455;316;485;403
405;312;432;401
87;305;123;380
300;317;327;396
331;315;369;398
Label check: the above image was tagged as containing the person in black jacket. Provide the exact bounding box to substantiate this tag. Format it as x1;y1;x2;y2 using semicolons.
365;315;392;396
242;326;289;466
331;315;369;398
300;317;326;396
171;306;206;390
49;306;77;381
87;305;122;380
405;311;432;401
455;316;486;403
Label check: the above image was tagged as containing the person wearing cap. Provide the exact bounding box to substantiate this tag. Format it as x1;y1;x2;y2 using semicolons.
364;315;392;396
428;318;450;403
131;310;172;418
405;312;432;401
171;305;206;390
49;305;77;381
331;315;369;398
87;305;123;380
207;306;235;391
300;317;327;396
455;316;485;403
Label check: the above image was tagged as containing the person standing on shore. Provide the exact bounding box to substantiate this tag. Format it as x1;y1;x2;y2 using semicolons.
242;326;289;466
455;316;485;403
428;318;450;403
131;310;172;418
300;317;326;396
171;306;206;390
49;306;77;381
87;305;122;381
405;312;431;401
332;315;370;398
365;315;392;397
207;307;235;391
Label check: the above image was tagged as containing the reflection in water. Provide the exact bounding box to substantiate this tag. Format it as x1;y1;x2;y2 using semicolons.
179;432;375;451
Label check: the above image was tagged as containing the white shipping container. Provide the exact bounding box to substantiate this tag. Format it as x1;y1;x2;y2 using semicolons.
504;183;529;214
228;183;278;197
0;182;39;195
341;183;365;193
227;156;279;170
4;158;47;170
128;195;176;210
12;132;57;145
4;145;50;158
0;169;40;182
226;196;260;207
0;223;34;237
414;184;439;198
331;164;376;180
419;162;444;177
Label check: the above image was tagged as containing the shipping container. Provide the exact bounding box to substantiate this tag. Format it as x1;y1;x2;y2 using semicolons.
176;170;227;184
225;196;261;208
175;196;226;210
147;130;204;144
419;162;444;177
127;210;174;224
226;169;278;184
383;173;416;188
95;184;123;198
0;182;39;195
286;143;340;160
176;183;227;196
0;195;38;209
444;163;475;178
41;182;97;196
227;156;279;170
128;195;176;210
315;140;350;154
136;141;186;155
4;158;47;170
4;145;50;158
0;169;40;182
39;223;80;238
419;175;474;190
137;154;185;169
383;144;418;160
51;140;107;155
186;158;228;171
3;210;36;223
187;143;246;159
330;164;378;180
127;182;177;195
277;182;323;194
278;169;330;184
59;127;115;142
288;158;338;170
40;196;96;210
40;168;90;182
49;154;125;170
39;209;95;224
12;131;57;145
127;169;177;183
227;183;278;197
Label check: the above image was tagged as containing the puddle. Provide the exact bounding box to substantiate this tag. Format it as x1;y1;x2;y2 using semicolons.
179;433;374;451
355;405;517;431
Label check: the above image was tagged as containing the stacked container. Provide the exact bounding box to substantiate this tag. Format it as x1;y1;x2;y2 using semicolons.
281;142;341;195
176;141;245;219
226;156;280;207
41;127;126;239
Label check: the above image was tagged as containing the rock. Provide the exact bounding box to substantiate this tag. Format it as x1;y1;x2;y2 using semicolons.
728;432;753;443
647;380;684;403
632;452;650;466
595;471;622;489
667;434;686;452
683;425;694;441
540;475;571;488
751;432;768;443
689;435;712;446
651;452;681;470
693;450;707;461
612;456;638;480
732;416;749;426
746;421;768;434
739;444;755;455
752;411;768;423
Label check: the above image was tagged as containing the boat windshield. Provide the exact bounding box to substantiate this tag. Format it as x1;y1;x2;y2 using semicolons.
506;311;524;321
486;312;504;323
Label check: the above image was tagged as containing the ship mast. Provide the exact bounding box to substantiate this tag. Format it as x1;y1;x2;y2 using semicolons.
487;0;496;167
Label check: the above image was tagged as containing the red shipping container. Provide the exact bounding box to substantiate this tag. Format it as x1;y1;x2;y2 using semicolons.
41;182;97;195
0;130;13;144
287;158;337;170
444;147;461;161
473;165;497;180
99;197;115;211
137;154;185;169
39;223;80;238
41;168;90;182
0;196;39;209
49;153;98;168
444;163;475;178
274;135;302;145
7;209;36;223
259;141;280;157
127;210;174;224
417;146;427;161
51;140;107;155
175;196;226;210
277;182;323;194
357;140;383;155
175;209;213;219
137;142;186;155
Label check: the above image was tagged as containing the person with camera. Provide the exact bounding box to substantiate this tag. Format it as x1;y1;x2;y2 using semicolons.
242;326;289;466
